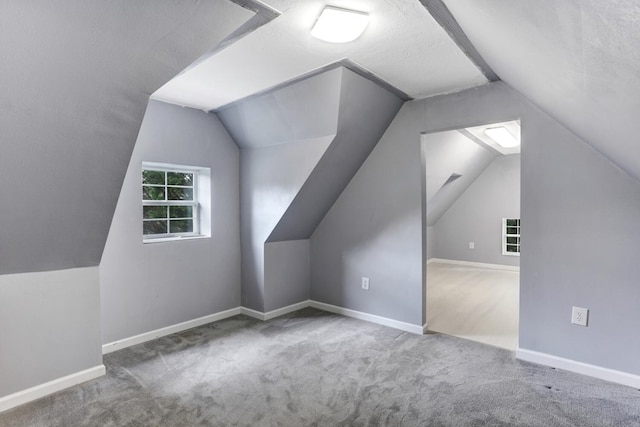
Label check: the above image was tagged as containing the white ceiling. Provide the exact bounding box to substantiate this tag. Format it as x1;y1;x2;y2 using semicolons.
152;0;488;110
154;0;640;182
443;0;640;181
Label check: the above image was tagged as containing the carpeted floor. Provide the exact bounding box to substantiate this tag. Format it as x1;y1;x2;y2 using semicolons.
2;308;640;426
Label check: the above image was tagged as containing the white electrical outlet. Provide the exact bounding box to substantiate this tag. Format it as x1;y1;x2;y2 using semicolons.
571;306;588;327
361;277;370;291
469;242;475;249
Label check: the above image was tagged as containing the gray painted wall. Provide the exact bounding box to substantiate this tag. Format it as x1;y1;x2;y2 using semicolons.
264;240;310;312
240;138;331;311
311;101;426;326
224;67;342;313
520;107;640;374
432;154;521;267
0;1;252;275
0;267;101;397
312;80;640;378
100;100;240;344
234;67;403;313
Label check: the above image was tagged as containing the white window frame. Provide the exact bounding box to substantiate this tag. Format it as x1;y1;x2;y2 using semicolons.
142;162;211;243
502;218;520;256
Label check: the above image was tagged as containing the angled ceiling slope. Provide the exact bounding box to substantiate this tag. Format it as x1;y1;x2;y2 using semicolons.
424;130;497;226
153;0;489;111
218;66;404;242
0;0;254;275
267;67;404;242
217;66;344;148
443;0;640;182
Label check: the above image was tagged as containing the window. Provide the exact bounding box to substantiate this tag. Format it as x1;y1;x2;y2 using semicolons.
502;218;520;256
142;162;210;242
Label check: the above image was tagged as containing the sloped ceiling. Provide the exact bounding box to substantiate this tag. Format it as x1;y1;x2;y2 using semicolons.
153;0;488;110
6;0;636;273
424;130;497;226
443;0;640;181
217;66;343;148
0;1;254;274
218;66;403;241
267;67;404;241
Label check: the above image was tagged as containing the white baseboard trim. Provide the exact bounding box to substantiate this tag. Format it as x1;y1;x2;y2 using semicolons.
0;365;105;413
516;348;640;389
239;306;266;320
429;258;519;272
102;307;242;354
240;300;311;321
103;299;426;354
309;301;424;335
422;322;429;334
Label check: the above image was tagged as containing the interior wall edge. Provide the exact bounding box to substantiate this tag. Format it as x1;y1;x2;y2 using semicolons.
241;300;311;321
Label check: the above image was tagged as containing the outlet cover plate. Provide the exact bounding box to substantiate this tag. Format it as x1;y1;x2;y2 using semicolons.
361;277;370;291
571;306;588;326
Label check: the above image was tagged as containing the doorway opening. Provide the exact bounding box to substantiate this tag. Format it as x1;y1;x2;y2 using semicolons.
422;120;521;350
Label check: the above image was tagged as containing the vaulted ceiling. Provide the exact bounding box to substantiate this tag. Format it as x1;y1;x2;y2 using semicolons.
443;0;640;182
2;0;638;275
152;0;488;110
155;0;640;184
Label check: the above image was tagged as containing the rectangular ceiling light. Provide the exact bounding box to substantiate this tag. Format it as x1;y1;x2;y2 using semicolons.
484;126;520;148
311;6;370;43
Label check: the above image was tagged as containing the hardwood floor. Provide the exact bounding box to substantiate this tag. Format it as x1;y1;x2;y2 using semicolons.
426;261;519;350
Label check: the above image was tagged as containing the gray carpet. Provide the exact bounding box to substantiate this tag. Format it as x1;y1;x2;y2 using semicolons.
2;308;640;426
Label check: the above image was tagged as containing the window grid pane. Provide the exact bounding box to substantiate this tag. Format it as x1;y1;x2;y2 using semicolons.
142;167;199;238
143;206;168;219
170;206;193;219
142;170;165;185
167;172;193;186
167;187;194;201
143;220;168;235
169;219;194;233
503;218;520;256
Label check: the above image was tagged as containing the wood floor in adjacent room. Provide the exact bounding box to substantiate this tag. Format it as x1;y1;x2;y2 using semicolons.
427;260;519;350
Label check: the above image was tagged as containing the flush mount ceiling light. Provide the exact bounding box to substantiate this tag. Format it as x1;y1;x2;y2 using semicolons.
311;6;370;43
484;126;520;148
464;120;521;155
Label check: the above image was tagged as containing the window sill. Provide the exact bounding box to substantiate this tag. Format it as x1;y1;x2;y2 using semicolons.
143;235;210;244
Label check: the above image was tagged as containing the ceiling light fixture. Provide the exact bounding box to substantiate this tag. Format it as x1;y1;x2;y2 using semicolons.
484;126;520;148
311;6;370;43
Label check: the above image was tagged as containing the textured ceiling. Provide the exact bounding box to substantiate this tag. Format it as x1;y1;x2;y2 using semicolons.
153;0;488;110
5;0;637;274
443;0;640;181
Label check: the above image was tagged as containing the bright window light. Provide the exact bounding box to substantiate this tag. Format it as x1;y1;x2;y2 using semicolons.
484;126;520;148
311;6;370;43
